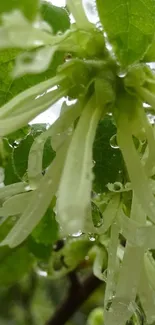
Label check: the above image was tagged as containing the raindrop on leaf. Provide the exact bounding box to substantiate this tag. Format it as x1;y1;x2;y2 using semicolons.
110;134;119;149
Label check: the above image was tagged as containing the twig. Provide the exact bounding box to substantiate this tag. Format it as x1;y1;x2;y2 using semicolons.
45;272;102;325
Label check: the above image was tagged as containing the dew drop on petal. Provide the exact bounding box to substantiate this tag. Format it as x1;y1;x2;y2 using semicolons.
25;185;31;191
118;69;127;78
36;269;48;277
89;234;96;242
110;134;119;149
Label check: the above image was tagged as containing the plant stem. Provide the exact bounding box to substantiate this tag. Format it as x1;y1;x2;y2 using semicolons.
45;272;103;325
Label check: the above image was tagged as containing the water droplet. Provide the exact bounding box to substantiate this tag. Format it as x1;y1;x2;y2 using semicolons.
46;123;50;130
12;140;20;148
14;140;20;145
114;182;123;191
108;182;123;192
96;21;102;30
25;185;31;191
65;98;77;106
125;182;131;190
105;297;115;311
118;69;127;78
110;134;119;149
37;269;48;277
53;239;65;252
72;231;82;237
140;139;146;146
118;71;126;78
8;142;13;148
89;235;96;242
96;221;103;227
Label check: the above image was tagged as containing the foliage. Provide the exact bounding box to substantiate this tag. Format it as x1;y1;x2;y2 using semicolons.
0;0;155;324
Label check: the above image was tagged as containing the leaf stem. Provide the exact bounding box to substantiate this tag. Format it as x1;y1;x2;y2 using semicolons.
45;272;102;325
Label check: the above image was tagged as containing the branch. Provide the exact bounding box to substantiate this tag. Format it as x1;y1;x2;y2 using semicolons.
45;272;103;325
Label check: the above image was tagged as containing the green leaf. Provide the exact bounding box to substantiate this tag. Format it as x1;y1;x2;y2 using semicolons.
0;138;12;169
5;125;30;144
12;135;36;182
96;0;155;66
0;0;39;22
0;216;18;241
0;48;64;106
142;40;155;62
27;237;52;260
12;126;55;181
1;140;69;248
32;208;59;246
0;217;34;286
5;125;55;185
4;160;20;185
93;116;124;193
0;245;34;286
41;1;70;34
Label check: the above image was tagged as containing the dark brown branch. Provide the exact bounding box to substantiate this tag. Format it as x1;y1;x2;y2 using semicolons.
45;272;103;325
